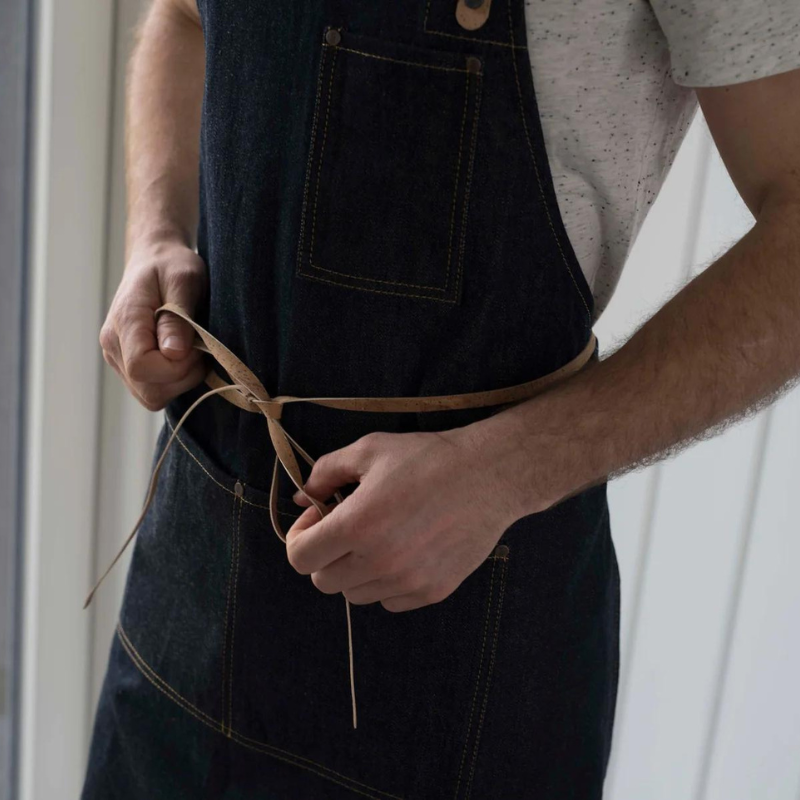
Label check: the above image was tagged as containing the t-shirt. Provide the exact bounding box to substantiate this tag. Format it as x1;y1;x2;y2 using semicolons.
523;0;800;319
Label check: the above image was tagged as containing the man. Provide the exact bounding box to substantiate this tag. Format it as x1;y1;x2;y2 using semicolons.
83;0;800;798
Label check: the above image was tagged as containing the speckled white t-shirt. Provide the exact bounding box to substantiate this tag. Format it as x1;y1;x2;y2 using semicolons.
523;0;800;319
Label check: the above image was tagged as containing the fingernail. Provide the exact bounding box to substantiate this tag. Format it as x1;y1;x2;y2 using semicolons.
163;335;182;351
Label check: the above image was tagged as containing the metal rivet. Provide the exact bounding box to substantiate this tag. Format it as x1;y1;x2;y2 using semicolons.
465;55;482;74
494;543;509;558
325;28;341;46
465;0;485;8
234;480;244;497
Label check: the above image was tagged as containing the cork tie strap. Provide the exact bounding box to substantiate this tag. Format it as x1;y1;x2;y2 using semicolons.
84;301;597;730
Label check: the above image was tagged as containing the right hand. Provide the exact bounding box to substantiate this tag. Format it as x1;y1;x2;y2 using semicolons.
99;239;209;411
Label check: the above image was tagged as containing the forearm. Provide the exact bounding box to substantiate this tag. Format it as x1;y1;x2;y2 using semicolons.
472;194;800;518
125;0;204;258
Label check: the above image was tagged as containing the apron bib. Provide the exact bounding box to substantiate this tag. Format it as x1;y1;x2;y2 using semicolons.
83;2;620;798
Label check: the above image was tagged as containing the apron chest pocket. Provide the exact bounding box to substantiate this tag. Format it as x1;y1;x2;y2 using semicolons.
296;26;484;305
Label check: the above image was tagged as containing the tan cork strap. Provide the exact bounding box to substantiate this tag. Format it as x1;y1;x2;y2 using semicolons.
84;301;597;729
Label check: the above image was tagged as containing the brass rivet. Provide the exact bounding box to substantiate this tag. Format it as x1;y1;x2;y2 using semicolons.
494;543;509;558
325;28;341;46
234;480;244;497
465;55;482;74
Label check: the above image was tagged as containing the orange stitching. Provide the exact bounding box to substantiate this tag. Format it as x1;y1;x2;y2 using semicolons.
220;491;237;735
296;37;328;281
118;623;221;729
423;0;526;49
303;260;449;292
336;44;479;74
303;55;471;298
163;414;313;517
441;65;471;295
298;269;460;303
115;622;404;800
505;0;592;324
464;556;508;799
226;491;243;732
304;41;454;295
308;44;338;294
298;35;486;303
163;414;274;513
227;734;387;800
453;556;496;799
455;69;482;301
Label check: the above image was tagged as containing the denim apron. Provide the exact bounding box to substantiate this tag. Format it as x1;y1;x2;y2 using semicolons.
82;1;621;798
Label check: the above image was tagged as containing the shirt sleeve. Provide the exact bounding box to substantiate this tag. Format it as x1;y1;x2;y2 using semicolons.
648;0;800;87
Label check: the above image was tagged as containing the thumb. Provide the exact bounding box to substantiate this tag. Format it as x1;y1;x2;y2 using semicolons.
156;266;204;359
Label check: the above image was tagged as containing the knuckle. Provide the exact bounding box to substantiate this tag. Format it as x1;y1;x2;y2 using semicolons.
137;385;165;411
285;542;309;575
116;302;141;329
163;262;204;291
126;358;149;383
312;452;331;473
381;597;405;613
398;571;425;594
310;571;335;594
361;431;385;449
415;584;450;606
424;583;452;606
369;552;395;578
98;325;115;351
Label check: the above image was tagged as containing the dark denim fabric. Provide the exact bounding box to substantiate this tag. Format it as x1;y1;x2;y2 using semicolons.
82;1;620;797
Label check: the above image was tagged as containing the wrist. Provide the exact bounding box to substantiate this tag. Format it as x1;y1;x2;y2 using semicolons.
125;187;196;259
452;387;601;521
125;225;193;263
444;403;553;522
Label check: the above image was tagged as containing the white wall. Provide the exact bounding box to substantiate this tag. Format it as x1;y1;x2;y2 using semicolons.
19;2;800;797
597;119;800;800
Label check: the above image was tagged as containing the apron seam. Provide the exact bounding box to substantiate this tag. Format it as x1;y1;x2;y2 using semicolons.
115;621;406;800
220;490;238;735
452;555;498;799
463;555;509;799
506;0;593;325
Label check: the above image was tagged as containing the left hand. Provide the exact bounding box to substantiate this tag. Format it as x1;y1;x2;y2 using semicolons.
284;427;524;612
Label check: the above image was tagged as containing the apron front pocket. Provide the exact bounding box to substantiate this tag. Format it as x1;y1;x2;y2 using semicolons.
116;414;251;737
296;26;483;305
231;494;513;800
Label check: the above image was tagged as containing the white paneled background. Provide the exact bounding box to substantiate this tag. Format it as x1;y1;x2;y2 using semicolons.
18;2;800;798
596;110;800;800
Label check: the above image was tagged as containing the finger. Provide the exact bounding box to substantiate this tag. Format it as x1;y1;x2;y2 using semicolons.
377;579;458;613
99;320;123;369
319;563;410;601
103;323;197;411
129;355;208;411
294;444;369;506
342;576;405;605
157;310;197;359
156;262;206;359
380;593;429;613
285;501;354;576
107;349;155;409
118;303;197;384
